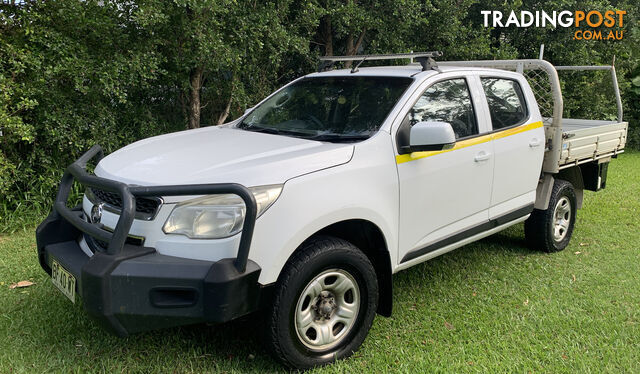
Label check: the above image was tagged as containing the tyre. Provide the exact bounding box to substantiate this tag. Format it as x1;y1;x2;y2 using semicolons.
265;236;378;369
525;179;577;252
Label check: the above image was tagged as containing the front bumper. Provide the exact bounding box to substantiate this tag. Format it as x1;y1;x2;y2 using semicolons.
36;145;266;336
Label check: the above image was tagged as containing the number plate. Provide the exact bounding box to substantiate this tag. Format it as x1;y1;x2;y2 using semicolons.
51;260;76;303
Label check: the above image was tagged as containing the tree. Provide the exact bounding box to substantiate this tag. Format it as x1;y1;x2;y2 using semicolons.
0;0;165;210
0;0;637;219
313;0;421;66
135;0;316;129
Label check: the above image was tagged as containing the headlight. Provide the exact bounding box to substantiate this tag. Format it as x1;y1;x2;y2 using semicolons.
162;184;283;239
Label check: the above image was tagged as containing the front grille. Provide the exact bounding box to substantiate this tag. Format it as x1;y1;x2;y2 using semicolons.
84;233;144;253
88;188;161;219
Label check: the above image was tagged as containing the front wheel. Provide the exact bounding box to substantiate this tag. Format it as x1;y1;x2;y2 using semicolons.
525;179;577;252
265;236;378;369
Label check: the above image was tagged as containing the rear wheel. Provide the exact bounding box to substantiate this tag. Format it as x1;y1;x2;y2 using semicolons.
525;179;577;252
265;236;378;369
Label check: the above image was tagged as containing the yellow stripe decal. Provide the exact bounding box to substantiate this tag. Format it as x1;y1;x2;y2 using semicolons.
396;121;543;164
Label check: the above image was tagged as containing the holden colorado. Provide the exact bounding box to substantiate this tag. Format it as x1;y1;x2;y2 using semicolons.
36;52;628;369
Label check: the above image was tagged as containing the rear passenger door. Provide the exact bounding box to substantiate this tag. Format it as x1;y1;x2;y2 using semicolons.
479;76;545;218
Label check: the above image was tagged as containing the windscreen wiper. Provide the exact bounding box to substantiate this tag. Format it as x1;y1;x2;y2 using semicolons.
307;133;371;143
240;124;312;138
239;124;280;135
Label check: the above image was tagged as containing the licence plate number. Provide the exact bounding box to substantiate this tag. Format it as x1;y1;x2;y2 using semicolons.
51;260;76;303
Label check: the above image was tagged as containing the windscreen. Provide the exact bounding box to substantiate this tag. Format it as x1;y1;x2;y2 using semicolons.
238;76;413;142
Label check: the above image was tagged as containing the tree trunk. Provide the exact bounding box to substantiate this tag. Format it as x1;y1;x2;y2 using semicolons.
344;28;367;68
179;91;188;127
344;34;354;68
188;66;204;129
321;15;333;56
216;93;233;125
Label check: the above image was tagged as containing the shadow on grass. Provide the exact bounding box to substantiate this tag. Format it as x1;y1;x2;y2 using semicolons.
393;224;537;282
478;230;532;255
19;282;282;371
114;315;282;371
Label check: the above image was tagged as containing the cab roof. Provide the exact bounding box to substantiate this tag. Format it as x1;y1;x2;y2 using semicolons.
306;64;511;79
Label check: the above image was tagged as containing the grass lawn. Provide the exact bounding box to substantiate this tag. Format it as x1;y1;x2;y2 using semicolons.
1;152;639;373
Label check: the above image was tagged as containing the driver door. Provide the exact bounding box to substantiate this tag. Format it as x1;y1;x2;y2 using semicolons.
396;76;494;264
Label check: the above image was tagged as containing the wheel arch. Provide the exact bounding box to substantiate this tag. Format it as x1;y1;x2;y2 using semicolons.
292;219;394;317
556;166;584;209
536;168;584;210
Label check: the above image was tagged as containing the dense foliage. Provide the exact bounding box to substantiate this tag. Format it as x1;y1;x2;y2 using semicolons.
0;0;638;222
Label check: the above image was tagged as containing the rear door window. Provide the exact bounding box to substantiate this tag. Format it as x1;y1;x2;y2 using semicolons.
480;78;528;130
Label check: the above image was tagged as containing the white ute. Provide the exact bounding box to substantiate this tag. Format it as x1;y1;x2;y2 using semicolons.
36;52;628;369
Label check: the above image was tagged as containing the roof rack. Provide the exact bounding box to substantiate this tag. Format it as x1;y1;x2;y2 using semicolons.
318;51;443;73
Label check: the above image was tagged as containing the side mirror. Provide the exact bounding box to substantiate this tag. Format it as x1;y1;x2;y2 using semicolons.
402;121;456;153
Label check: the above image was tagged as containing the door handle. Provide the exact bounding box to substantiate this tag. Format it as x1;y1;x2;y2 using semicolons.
529;138;542;148
474;151;491;162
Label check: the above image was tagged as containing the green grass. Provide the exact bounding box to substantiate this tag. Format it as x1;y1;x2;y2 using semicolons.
1;153;639;373
0;201;48;234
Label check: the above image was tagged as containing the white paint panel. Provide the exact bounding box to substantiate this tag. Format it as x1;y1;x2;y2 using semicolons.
490;128;545;209
396;141;493;260
95;126;354;202
488;190;536;219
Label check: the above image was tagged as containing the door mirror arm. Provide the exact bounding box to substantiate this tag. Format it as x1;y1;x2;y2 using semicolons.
400;142;455;154
399;121;457;155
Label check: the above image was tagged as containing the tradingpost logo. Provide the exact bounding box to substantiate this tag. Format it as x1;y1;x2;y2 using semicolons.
481;10;627;40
